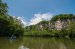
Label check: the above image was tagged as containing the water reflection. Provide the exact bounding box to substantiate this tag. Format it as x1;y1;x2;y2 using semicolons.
10;38;16;43
0;37;75;49
59;43;67;49
18;44;29;49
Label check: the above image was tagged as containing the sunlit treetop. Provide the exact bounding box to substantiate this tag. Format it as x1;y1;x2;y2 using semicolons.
51;14;75;21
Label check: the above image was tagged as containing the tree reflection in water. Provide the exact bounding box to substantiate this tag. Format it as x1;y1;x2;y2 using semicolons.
0;37;75;49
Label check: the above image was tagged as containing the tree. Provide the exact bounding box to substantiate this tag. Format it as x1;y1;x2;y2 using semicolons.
0;0;8;15
67;22;75;37
51;14;75;21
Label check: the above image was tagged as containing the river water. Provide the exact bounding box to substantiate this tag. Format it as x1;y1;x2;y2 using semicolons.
0;37;75;49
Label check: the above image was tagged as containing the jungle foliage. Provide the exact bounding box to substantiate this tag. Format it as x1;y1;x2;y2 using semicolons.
24;14;75;37
0;0;24;36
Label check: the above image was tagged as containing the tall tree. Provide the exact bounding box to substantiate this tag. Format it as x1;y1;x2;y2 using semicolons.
0;0;8;15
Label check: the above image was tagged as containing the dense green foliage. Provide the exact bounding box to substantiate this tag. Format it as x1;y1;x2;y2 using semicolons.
51;14;75;21
0;15;24;36
37;20;49;24
0;0;75;37
0;0;24;36
24;14;75;37
0;0;8;15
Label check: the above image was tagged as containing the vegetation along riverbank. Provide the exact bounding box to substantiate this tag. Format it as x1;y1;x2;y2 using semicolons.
0;0;75;38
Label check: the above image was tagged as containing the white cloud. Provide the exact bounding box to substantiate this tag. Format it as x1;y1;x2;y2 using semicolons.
17;17;27;27
12;13;53;26
13;16;27;27
29;13;53;25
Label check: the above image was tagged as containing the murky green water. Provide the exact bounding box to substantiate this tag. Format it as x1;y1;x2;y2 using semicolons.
0;37;75;49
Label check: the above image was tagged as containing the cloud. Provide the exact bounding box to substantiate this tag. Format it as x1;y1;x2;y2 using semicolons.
13;16;27;27
17;17;27;27
29;13;53;25
12;13;53;26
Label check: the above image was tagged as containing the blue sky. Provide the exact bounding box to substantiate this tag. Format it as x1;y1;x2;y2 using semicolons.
3;0;75;25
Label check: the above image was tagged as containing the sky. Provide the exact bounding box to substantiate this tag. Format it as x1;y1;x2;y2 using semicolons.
3;0;75;26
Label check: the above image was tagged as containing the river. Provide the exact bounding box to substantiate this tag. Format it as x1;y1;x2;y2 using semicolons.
0;37;75;49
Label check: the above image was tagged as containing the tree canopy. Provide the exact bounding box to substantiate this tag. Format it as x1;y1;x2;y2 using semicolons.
0;0;24;36
51;14;75;21
0;0;8;15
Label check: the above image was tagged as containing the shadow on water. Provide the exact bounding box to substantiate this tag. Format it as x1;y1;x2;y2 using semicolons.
0;37;75;49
